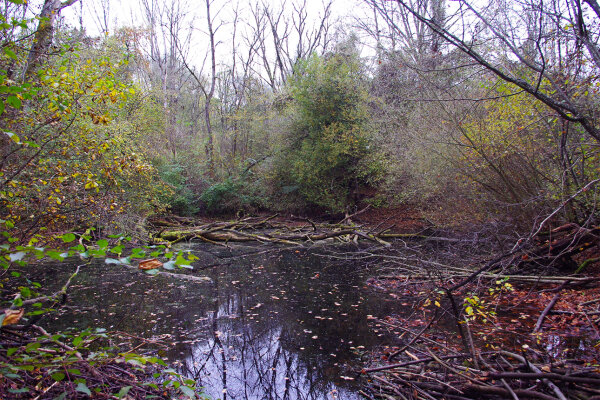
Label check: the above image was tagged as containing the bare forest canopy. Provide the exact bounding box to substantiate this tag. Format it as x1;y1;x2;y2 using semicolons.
1;0;600;398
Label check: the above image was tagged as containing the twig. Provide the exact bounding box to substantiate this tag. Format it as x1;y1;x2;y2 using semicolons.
533;291;561;333
427;348;488;386
388;311;438;360
339;204;371;225
16;264;83;308
500;378;520;400
362;353;491;373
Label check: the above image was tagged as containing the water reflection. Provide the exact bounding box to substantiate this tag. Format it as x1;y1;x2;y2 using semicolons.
33;245;401;399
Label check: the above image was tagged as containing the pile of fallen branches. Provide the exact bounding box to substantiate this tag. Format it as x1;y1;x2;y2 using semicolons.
150;214;431;247
355;216;600;399
360;344;600;400
513;223;600;275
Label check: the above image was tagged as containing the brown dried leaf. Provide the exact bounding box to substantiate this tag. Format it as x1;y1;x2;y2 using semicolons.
138;258;163;270
2;309;24;326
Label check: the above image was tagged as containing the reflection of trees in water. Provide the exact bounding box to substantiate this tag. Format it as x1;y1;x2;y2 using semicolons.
36;248;385;399
175;276;353;400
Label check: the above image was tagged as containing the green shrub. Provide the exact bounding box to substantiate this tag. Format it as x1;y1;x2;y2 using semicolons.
157;162;199;215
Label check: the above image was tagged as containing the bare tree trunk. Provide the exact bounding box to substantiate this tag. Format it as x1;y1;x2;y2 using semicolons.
204;0;217;179
24;0;79;79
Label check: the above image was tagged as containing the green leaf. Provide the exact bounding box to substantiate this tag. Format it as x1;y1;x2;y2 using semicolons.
143;383;159;390
105;258;121;265
175;254;191;266
110;245;123;255
25;342;41;352
145;269;159;276
61;233;76;243
4;48;17;59
115;386;132;399
75;383;91;396
73;336;83;347
6;95;21;109
45;250;64;261
70;244;85;252
23;140;40;148
7;347;18;356
8;388;29;394
51;372;66;381
96;239;108;249
179;385;196;398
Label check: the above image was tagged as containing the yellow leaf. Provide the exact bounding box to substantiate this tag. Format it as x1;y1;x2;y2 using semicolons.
84;181;98;190
2;309;24;326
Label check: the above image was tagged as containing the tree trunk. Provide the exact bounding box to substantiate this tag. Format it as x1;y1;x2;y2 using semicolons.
24;0;78;80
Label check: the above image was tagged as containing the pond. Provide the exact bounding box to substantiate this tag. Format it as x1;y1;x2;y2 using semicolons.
31;243;410;400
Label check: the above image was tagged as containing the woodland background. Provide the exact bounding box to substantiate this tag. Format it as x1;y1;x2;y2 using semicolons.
2;0;598;244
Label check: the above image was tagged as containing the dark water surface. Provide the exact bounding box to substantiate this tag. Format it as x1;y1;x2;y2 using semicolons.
32;244;404;400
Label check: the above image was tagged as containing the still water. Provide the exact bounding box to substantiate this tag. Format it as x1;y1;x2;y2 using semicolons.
33;244;404;400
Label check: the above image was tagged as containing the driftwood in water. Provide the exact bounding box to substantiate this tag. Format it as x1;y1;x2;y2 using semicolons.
152;215;430;246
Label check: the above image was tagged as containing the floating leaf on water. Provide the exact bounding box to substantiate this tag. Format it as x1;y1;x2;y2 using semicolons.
139;258;163;270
